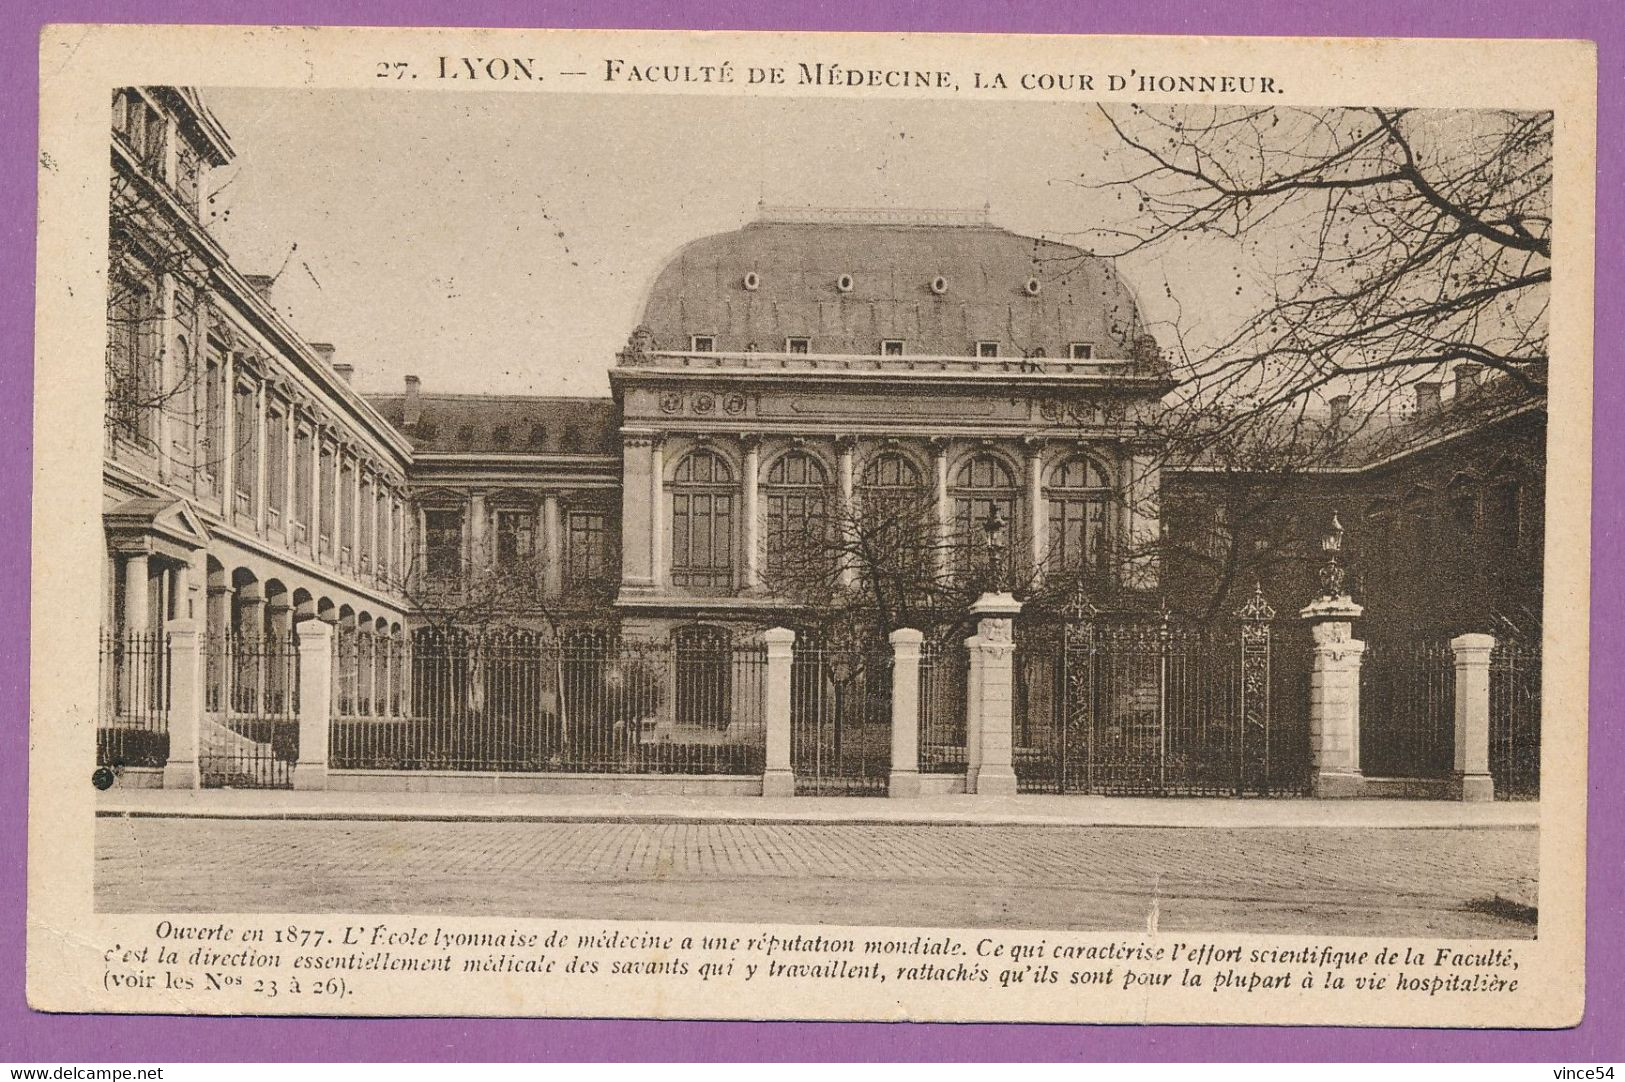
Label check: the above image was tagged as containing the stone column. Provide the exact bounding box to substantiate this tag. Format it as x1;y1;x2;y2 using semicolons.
122;553;150;635
1451;633;1496;801
761;627;796;797
932;440;951;581
293;619;333;790
236;583;266;716
888;628;924;798
1025;441;1046;582
468;491;488;571
1123;444;1162;591
267;593;294;713
220;354;236;521
618;436;655;593
308;428;323;559
837;437;857;588
161;619;202;789
1300;596;1366;797
742;437;761;589
648;438;665;590
207;580;232;713
542;493;563;598
172;558;191;622
965;591;1022;795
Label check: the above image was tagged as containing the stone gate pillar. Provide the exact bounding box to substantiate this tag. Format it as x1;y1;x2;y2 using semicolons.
887;628;924;798
761;627;796;797
294;619;334;790
161;620;202;790
966;592;1022;796
1299;596;1366;797
1450;633;1496;802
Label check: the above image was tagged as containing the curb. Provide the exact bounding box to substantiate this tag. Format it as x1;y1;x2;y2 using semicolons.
95;806;1542;830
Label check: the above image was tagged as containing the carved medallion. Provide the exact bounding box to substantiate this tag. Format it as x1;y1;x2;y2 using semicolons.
723;393;747;416
692;392;716;414
659;392;683;414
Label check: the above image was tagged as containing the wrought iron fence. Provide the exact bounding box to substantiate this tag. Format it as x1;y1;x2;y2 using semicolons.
1359;636;1455;778
1012;592;1308;796
919;638;968;774
329;629;767;775
97;629;170;769
791;639;892;795
202;632;300;789
1491;639;1541;799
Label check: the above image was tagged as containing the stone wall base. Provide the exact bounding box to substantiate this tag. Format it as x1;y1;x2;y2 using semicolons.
1452;772;1497;802
1311;771;1366;798
761;769;794;798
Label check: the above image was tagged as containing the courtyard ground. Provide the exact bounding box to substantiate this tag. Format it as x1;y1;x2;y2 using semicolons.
94;793;1539;939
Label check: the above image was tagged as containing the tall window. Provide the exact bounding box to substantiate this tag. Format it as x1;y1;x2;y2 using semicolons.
764;450;829;575
1487;480;1522;553
567;510;609;585
375;488;391;578
951;454;1019;574
265;408;287;526
339;458;355;556
860;451;925;524
107;273;157;444
232;380;257;509
357;476;374;568
293;426;314;530
424;509;464;581
494;509;535;569
202;353;224;493
318;443;336;555
1046;456;1111;575
670;449;735;589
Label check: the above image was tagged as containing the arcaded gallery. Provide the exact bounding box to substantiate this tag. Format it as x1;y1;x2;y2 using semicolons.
99;87;1544;800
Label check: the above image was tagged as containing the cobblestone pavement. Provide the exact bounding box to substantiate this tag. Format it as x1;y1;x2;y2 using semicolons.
96;817;1539;938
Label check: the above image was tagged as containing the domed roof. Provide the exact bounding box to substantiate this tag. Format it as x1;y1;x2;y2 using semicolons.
635;214;1155;361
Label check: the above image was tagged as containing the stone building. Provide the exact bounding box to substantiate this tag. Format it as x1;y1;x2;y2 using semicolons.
98;87;1546;793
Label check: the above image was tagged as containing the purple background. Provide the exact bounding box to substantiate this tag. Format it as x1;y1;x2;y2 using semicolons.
2;0;1616;1062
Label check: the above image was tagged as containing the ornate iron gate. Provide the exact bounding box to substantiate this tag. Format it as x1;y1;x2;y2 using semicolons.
1016;586;1305;796
791;639;891;795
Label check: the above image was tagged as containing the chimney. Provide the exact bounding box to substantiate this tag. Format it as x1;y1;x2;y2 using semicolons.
1455;363;1482;399
243;273;275;301
404;374;422;428
332;363;354;383
1328;394;1351;431
1415;381;1442;416
310;342;337;365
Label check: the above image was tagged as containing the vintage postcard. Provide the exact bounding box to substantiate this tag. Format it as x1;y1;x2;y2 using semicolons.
27;24;1594;1025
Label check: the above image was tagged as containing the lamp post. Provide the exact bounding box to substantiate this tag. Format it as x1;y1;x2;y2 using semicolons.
980;507;1008;593
1318;511;1348;599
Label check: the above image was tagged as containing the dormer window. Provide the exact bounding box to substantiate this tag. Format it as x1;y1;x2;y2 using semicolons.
976;341;1000;358
785;337;811;354
528;423;548;448
690;335;716;352
881;340;905;356
1069;343;1094;360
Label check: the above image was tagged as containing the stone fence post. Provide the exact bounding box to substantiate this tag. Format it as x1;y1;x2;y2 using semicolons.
966;592;1022;796
161;620;202;790
294;619;334;790
761;627;796;797
888;628;924;798
1299;596;1366;797
1450;633;1496;802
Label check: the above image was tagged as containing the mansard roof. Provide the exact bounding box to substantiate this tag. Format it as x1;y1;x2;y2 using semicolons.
635;211;1160;362
367;394;619;455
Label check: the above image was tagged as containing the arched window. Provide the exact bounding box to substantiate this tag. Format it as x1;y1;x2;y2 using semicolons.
859;450;927;534
1046;456;1111;575
951;454;1019;574
670;449;736;589
764;450;830;576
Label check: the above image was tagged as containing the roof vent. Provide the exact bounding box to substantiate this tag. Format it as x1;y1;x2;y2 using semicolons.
742;271;760;291
836;273;854;293
930;275;949;295
1024;277;1042;296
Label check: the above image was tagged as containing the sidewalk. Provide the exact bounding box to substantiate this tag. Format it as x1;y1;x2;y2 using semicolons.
97;787;1541;830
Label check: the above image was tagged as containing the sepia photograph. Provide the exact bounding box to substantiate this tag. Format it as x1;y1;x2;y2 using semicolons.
24;24;1594;1028
91;84;1547;933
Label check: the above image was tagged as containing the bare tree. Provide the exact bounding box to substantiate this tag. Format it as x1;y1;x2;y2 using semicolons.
1078;106;1549;438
